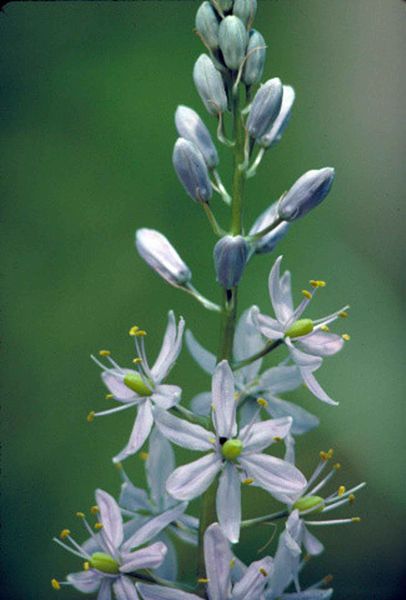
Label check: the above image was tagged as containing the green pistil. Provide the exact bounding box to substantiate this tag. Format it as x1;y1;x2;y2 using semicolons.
293;495;325;514
90;552;120;574
285;318;314;339
123;372;153;396
221;438;243;461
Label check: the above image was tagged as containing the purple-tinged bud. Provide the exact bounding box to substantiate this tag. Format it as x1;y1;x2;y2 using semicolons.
278;168;335;222
243;29;266;86
246;78;283;140
135;228;192;287
195;2;220;50
175;105;219;169
260;85;295;148
193;54;228;115
249;202;290;254
233;0;257;28
172;138;213;202
214;235;249;289
218;16;248;71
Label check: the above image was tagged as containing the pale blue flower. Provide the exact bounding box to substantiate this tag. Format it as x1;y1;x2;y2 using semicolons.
137;522;273;600
155;360;306;543
251;256;349;405
259;85;295;149
247;78;283;140
175;105;219;169
90;311;184;463
278;168;335;222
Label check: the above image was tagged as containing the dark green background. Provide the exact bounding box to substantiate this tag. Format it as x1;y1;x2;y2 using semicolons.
1;1;405;599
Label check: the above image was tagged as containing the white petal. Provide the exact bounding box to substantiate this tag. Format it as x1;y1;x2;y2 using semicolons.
113;400;154;463
239;454;307;504
191;392;212;417
286;341;322;370
268;256;294;325
147;428;175;509
166;454;221;501
185;330;216;375
265;396;319;436
113;576;140;600
95;489;123;550
233;308;264;380
119;481;151;513
123;504;187;550
204;523;233;600
154;408;213;451
297;331;344;357
152;384;181;409
67;570;103;593
212;360;237;438
258;365;302;394
137;583;199;600
102;369;136;402
301;369;338;406
98;580;113;600
151;312;185;382
231;556;273;600
240;417;292;453
216;464;241;543
303;526;324;556
120;541;167;572
250;306;285;340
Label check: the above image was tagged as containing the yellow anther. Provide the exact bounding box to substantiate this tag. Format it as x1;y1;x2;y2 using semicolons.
105;394;114;400
135;330;147;337
324;574;334;585
76;512;85;519
352;517;361;523
90;505;99;514
132;357;143;364
197;578;209;584
129;325;139;336
229;558;236;569
304;553;311;562
273;436;282;442
208;437;216;445
338;486;346;497
242;478;254;485
140;451;149;461
115;462;123;471
59;529;71;540
320;325;330;332
320;448;334;461
234;391;240;400
83;561;90;571
342;334;351;341
302;289;312;299
51;579;61;590
87;411;96;423
257;397;268;408
211;403;216;412
349;494;356;503
310;279;326;288
94;522;104;530
99;350;111;357
259;567;268;577
333;462;341;470
339;311;349;318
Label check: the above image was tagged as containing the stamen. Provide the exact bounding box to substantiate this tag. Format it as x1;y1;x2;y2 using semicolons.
208;437;216;445
76;512;85;518
349;494;355;503
94;522;103;530
273;436;282;442
338;486;346;497
308;467;337;496
140;451;149;461
242;478;254;485
229;558;236;569
310;280;326;288
88;401;139;419
129;326;139;336
257;397;268;408
59;529;71;539
83;561;90;571
90;505;99;515
135;330;147;337
53;537;88;560
132;357;143;364
259;567;268;576
320;325;330;332
197;578;209;584
305;517;360;526
333;463;341;470
339;311;349;318
87;411;95;423
302;290;312;299
342;334;351;341
51;579;61;590
324;575;334;585
105;394;114;400
320;448;334;461
99;350;111;357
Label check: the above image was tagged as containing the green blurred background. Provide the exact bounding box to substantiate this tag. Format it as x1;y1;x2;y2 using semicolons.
1;1;405;598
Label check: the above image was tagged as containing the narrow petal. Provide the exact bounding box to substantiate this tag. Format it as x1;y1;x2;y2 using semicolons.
191;392;212;417
240;417;292;453
98;580;113;600
301;370;338;406
96;489;123;550
268;256;294;325
137;583;199;600
166;454;221;501
113;400;154;463
233;308;264;380
303;526;324;556
286;341;322;370
258;365;302;394
102;369;136;402
265;396;319;436
67;570;103;593
239;453;307;503
212;360;237;438
216;464;241;543
250;306;285;340
123;504;187;550
297;331;344;357
151;312;185;382
113;576;139;600
154;533;177;581
155;408;214;451
204;523;233;600
185;330;216;375
231;556;273;600
152;384;181;409
147;428;175;509
119;481;151;513
120;541;167;572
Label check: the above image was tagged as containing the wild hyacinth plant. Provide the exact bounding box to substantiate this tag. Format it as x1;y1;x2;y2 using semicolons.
52;2;365;598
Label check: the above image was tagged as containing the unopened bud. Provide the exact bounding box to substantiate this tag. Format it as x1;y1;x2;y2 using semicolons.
278;168;335;221
214;235;248;289
260;85;295;148
135;228;192;288
175;105;219;169
233;0;257;28
243;29;266;86
196;2;220;50
173;137;212;202
193;54;228;115
219;16;248;70
247;78;283;140
249;201;289;254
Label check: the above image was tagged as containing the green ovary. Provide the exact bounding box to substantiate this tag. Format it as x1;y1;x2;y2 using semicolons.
293;495;325;514
221;438;243;461
90;552;120;574
285;318;314;338
123;372;153;396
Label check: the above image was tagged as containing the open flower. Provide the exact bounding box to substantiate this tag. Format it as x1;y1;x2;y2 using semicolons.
137;522;273;600
155;360;307;543
89;311;184;463
251;256;349;405
52;489;172;599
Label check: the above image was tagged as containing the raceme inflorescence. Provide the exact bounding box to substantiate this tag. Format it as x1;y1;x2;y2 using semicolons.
52;2;364;599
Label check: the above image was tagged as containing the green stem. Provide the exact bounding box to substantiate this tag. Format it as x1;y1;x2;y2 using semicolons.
230;90;246;236
233;338;284;370
241;509;289;528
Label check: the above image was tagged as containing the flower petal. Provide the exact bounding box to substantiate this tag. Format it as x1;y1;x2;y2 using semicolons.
151;311;185;382
147;428;175;510
119;481;151;513
112;576;139;600
233;308;264;381
286;341;322;370
113;400;154;463
154;533;177;581
212;360;237;438
265;396;319;436
231;556;273;600
120;541;167;572
152;384;181;409
67;570;103;593
102;369;136;402
166;454;221;501
191;392;212;417
155;408;213;451
303;526;324;556
216;463;241;543
250;306;284;340
240;417;292;453
123;504;187;550
239;453;307;503
301;369;338;406
137;583;199;600
268;256;294;325
258;365;302;395
96;489;123;550
185;330;216;375
297;331;344;357
204;523;233;600
98;580;113;600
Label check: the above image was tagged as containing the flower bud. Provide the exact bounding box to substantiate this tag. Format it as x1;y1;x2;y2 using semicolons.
260;85;295;148
175;105;219;169
135;228;192;287
218;16;248;71
214;235;248;289
278;168;335;221
249;202;289;254
173;137;212;202
243;29;266;86
246;78;283;140
233;0;257;27
193;54;228;115
195;2;220;50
